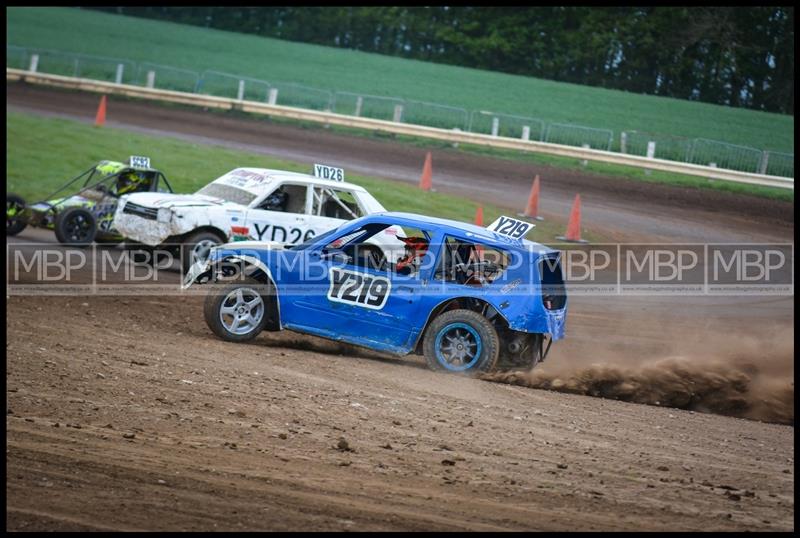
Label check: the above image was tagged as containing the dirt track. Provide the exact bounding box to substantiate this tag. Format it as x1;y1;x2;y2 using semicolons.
5;84;795;530
6;293;794;531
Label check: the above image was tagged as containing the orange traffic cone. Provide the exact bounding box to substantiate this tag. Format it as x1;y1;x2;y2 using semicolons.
419;152;432;191
518;175;544;221
94;95;107;127
556;194;588;243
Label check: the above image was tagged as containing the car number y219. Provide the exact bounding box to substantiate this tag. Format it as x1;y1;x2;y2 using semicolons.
486;215;533;240
328;267;391;310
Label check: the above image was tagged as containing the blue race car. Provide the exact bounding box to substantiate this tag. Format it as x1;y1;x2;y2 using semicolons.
184;212;567;374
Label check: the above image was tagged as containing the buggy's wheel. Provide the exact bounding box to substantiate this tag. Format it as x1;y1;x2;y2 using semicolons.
423;309;499;374
54;207;96;246
6;194;28;236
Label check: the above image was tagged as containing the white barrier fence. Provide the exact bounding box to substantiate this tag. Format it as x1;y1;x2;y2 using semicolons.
7;68;794;191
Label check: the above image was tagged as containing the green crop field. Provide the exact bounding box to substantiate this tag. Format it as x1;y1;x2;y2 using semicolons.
7;7;794;154
7;111;600;244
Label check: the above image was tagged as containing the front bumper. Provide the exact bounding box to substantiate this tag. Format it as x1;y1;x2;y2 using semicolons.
114;206;175;246
182;259;213;289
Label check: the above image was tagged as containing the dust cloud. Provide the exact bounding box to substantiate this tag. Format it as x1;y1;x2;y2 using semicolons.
485;325;794;425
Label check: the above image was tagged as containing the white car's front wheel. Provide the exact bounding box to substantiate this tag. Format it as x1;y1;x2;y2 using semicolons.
181;231;223;274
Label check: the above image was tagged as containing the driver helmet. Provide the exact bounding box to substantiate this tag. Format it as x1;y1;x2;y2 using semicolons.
396;236;429;272
263;188;289;211
117;170;148;195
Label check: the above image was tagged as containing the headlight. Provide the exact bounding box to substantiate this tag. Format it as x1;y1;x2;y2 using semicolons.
157;208;172;223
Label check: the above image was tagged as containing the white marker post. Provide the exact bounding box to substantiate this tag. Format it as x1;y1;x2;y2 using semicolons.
581;143;590;166
268;88;278;105
29;54;39;73
708;162;717;182
645;140;656;175
758;152;769;175
393;104;404;123
237;80;245;101
522;125;531;141
146;70;156;89
491;117;499;137
354;96;363;117
115;64;124;85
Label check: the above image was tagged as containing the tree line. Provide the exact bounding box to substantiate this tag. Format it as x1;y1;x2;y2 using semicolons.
87;7;794;115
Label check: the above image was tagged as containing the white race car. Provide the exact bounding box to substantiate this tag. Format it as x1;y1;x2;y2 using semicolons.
113;164;403;272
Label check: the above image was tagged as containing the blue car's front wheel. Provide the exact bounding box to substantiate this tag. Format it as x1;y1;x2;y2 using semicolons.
423;309;499;374
204;278;273;343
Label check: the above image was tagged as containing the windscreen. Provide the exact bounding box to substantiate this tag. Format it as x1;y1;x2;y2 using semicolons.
196;182;257;205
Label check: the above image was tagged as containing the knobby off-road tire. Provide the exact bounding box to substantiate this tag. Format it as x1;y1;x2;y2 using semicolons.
423;309;500;375
6;194;27;236
203;278;273;343
54;207;97;246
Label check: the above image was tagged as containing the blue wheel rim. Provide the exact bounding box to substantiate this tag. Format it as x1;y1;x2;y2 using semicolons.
434;322;482;371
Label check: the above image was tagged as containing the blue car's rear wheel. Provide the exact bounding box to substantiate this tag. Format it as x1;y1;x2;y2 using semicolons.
423;309;499;374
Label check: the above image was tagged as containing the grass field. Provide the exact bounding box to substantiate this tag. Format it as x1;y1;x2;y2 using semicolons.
6;7;794;154
7;111;600;244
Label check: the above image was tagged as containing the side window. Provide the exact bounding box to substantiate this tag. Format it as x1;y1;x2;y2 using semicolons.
323;223;430;276
539;254;566;310
257;183;307;213
311;186;365;220
435;236;509;286
156;175;173;193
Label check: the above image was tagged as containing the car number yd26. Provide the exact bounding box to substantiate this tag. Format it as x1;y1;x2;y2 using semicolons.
313;164;344;182
328;268;391;310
